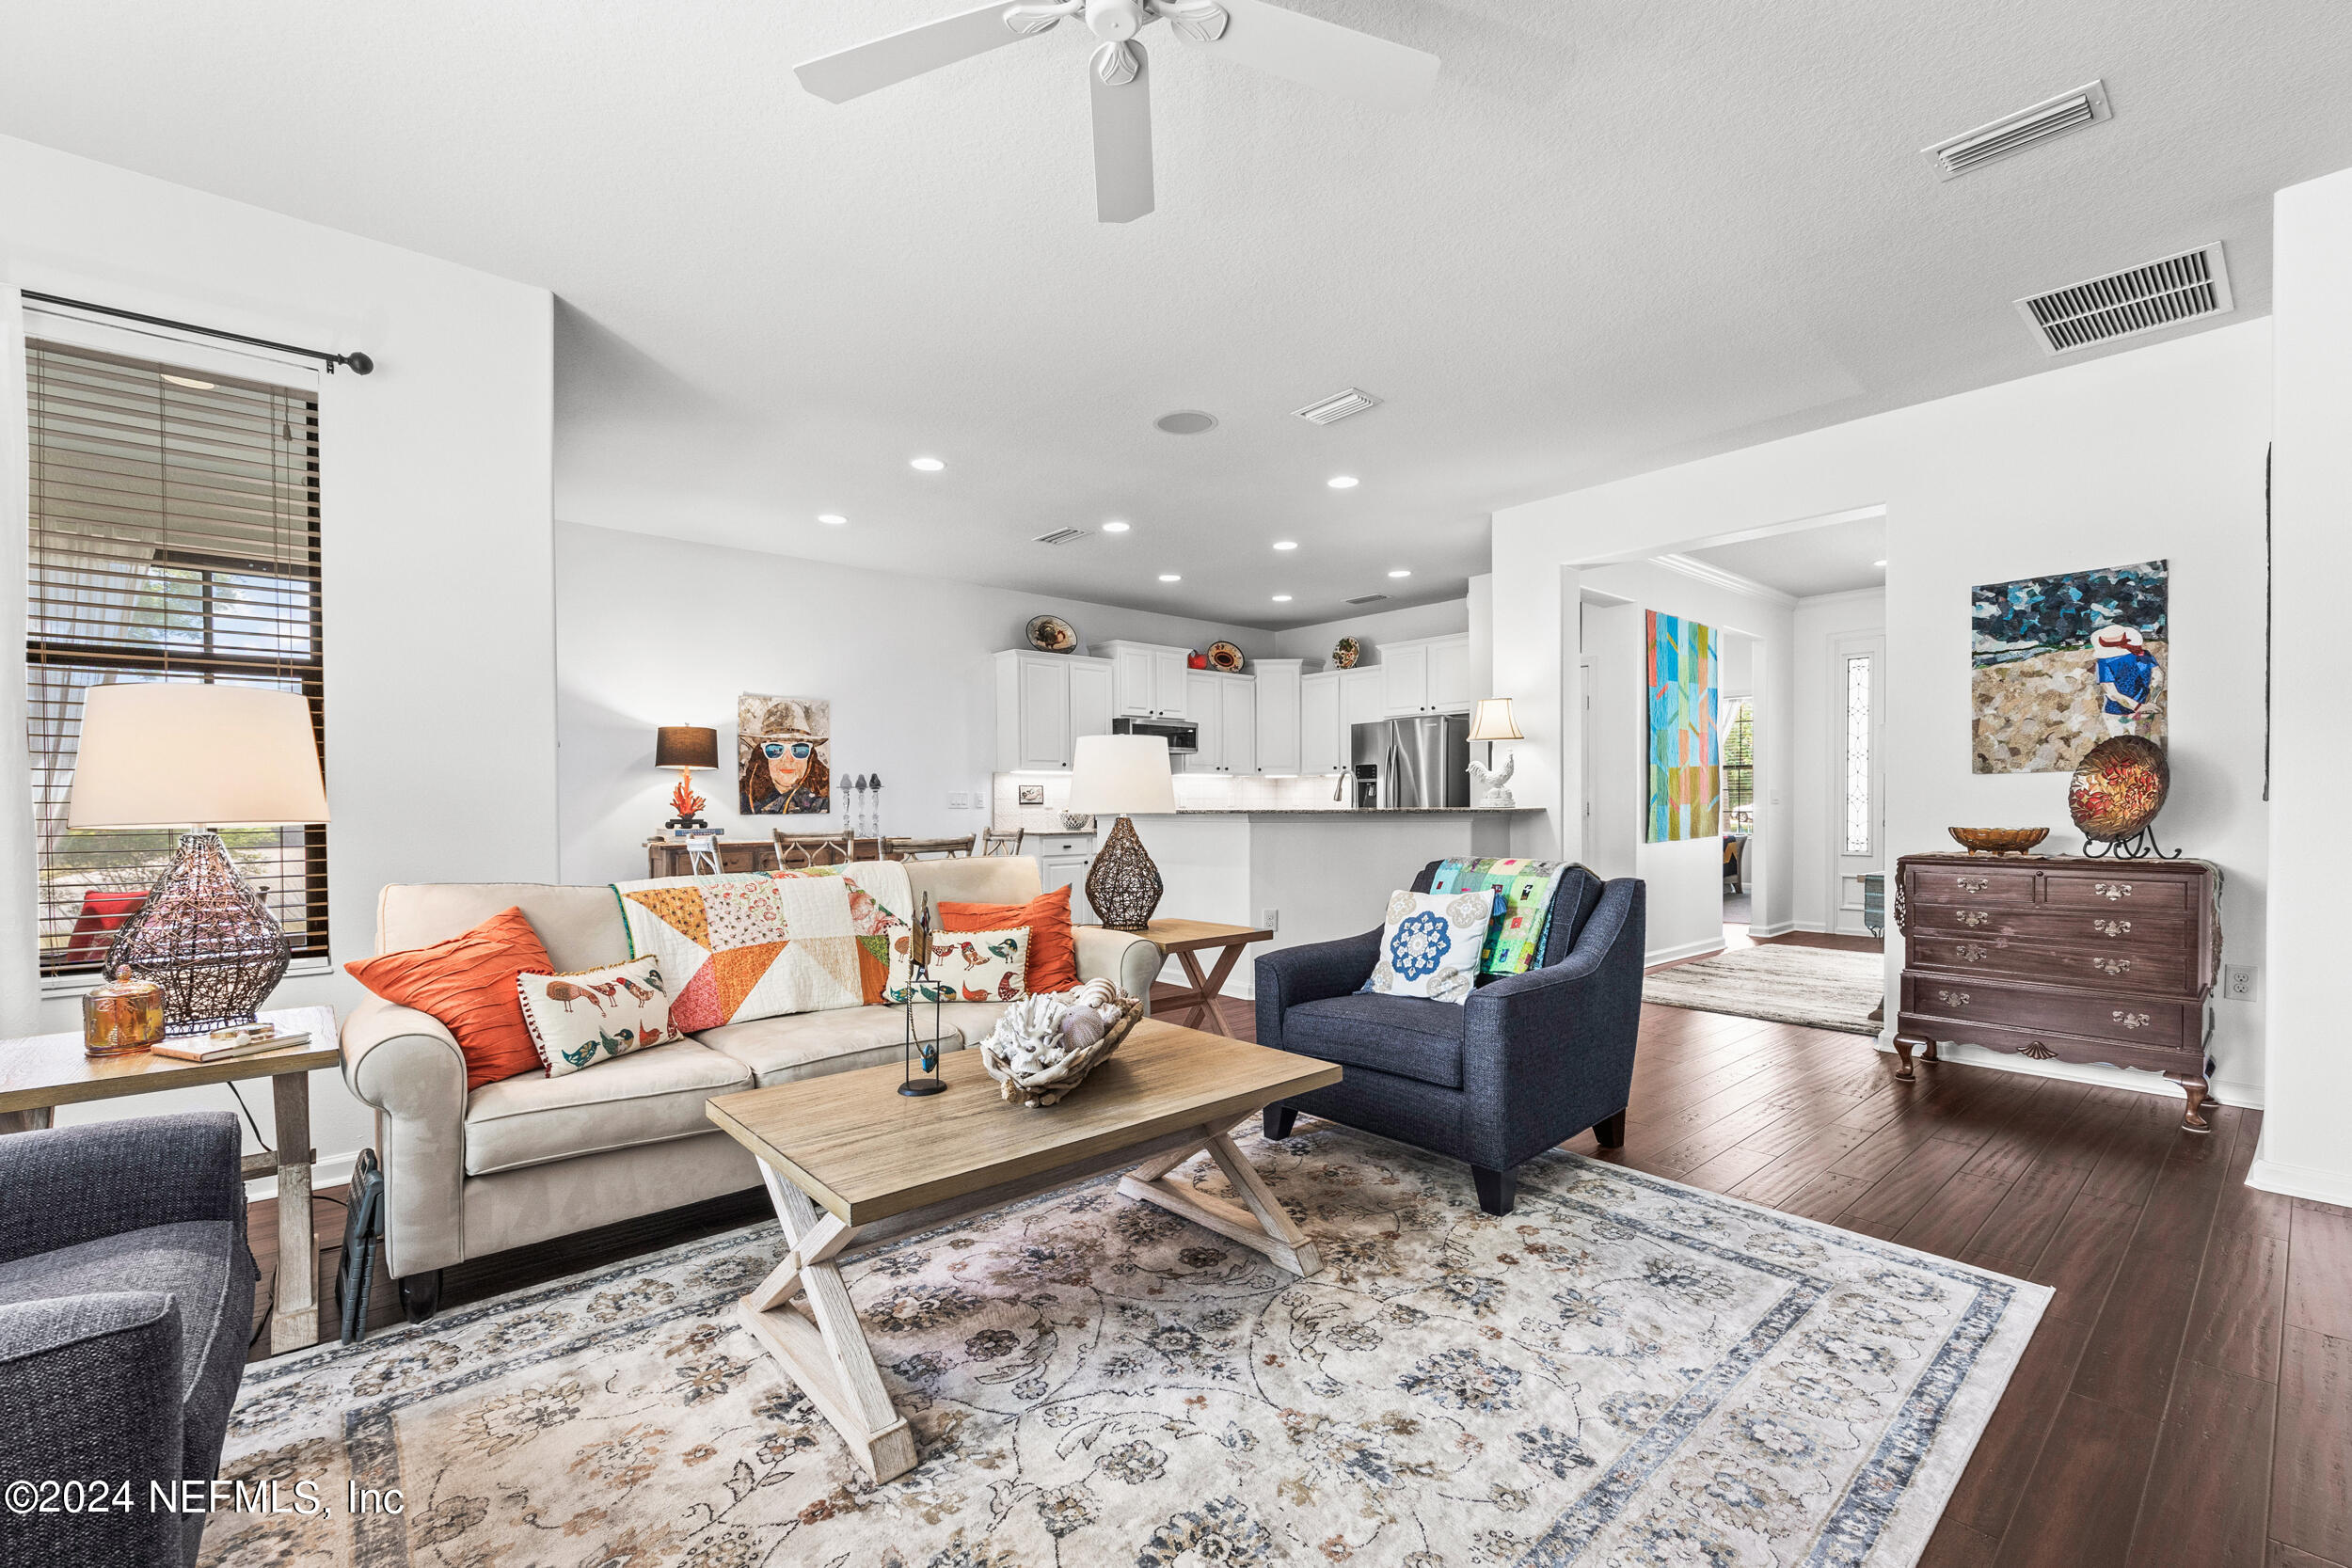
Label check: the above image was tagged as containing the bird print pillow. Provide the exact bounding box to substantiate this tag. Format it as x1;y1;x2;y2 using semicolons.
897;927;1031;1006
1361;888;1501;1005
515;956;683;1077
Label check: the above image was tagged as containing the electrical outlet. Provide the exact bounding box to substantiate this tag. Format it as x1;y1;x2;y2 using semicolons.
1261;908;1279;931
2223;964;2258;1002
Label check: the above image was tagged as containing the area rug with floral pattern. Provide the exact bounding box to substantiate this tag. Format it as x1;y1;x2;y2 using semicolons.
204;1120;2045;1568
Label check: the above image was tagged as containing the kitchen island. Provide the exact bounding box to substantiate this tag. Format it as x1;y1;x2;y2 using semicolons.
1126;808;1547;1000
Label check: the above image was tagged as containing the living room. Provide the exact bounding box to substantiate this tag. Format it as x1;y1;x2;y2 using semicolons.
3;4;2350;1566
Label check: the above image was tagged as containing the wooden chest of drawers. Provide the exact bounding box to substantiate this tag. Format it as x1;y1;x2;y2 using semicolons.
1893;853;2221;1132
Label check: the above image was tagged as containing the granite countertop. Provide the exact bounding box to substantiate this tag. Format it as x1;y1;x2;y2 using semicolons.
1166;807;1545;816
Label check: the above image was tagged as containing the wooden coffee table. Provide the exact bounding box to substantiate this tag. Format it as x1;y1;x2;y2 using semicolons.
705;1019;1340;1481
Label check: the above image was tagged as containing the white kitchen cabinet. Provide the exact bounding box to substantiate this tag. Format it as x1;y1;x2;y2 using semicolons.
1029;832;1097;923
1380;634;1475;716
1217;675;1257;775
993;650;1112;771
1181;669;1221;769
1098;639;1192;718
1341;666;1386;729
1301;670;1343;779
1252;658;1303;775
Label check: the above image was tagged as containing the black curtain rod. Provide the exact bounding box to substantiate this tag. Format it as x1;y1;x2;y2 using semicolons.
21;291;373;375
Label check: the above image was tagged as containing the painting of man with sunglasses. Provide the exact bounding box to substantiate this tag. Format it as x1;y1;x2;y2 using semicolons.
738;693;833;815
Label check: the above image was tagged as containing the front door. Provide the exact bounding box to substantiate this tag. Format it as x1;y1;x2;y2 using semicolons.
1830;632;1885;938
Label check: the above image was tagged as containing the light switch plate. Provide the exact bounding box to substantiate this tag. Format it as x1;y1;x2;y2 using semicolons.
946;791;969;809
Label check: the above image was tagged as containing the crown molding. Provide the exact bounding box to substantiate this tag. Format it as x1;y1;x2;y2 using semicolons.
1650;553;1800;608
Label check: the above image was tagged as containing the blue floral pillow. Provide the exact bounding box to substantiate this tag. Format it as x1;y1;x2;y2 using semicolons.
1361;888;1500;1005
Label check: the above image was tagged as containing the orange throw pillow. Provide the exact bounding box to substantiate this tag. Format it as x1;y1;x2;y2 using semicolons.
344;907;555;1090
939;884;1078;992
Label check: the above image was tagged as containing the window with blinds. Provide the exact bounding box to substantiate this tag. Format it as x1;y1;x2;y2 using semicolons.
25;336;326;976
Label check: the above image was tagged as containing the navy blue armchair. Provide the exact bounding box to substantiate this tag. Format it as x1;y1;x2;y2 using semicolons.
1255;863;1645;1215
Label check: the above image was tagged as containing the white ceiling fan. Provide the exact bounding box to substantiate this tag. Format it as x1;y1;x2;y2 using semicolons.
795;0;1440;223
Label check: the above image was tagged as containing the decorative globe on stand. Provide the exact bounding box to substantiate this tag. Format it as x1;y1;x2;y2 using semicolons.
68;683;331;1036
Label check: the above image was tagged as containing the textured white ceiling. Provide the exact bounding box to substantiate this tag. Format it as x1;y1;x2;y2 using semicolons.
1685;516;1888;599
5;1;2348;628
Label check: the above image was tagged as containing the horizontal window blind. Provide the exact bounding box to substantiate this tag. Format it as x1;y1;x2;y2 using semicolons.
25;336;327;975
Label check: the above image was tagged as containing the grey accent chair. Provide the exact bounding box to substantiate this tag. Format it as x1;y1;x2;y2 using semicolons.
1256;863;1645;1216
0;1113;258;1567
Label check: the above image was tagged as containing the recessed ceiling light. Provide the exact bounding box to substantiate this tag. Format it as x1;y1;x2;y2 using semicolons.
1273;540;1298;551
1272;594;1293;602
1873;559;1888;567
1157;573;1181;582
909;456;945;472
1101;520;1130;533
1388;569;1412;578
818;514;848;525
160;373;215;390
1327;475;1359;489
1153;409;1218;436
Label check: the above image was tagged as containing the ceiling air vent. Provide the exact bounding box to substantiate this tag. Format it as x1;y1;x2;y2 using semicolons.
1293;388;1382;424
1923;81;2110;180
1032;527;1089;546
2016;244;2233;355
1344;593;1390;606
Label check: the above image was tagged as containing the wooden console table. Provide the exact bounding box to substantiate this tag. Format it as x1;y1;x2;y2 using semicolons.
0;1004;341;1353
1893;854;2219;1132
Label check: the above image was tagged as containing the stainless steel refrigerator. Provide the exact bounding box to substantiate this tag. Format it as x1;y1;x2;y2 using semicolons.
1350;714;1471;808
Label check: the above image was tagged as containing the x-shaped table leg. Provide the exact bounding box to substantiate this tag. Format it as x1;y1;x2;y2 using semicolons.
1169;942;1248;1036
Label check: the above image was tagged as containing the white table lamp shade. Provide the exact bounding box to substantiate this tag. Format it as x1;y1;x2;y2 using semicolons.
1065;735;1176;816
68;683;330;830
1467;698;1524;742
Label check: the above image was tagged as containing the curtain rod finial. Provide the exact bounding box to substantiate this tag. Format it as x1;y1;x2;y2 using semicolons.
340;351;374;376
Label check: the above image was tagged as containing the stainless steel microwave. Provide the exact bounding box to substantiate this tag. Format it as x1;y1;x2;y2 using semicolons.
1111;715;1199;753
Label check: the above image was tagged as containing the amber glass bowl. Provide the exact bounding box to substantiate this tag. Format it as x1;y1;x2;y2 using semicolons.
1947;827;2050;855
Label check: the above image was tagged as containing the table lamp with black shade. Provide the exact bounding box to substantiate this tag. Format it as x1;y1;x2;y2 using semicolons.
67;683;331;1035
1067;734;1177;931
657;724;719;829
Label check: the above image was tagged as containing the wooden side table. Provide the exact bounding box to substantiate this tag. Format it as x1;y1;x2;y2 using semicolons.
1104;918;1277;1037
0;1004;340;1354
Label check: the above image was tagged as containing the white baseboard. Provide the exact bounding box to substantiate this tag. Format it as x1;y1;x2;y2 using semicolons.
1646;935;1726;967
2209;1078;2266;1111
1745;920;1800;938
2245;1156;2352;1207
245;1148;363;1203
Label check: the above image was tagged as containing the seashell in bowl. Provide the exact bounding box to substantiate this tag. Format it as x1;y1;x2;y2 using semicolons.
980;979;1143;1106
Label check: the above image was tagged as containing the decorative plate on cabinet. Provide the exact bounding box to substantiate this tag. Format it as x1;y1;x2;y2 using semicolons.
1332;636;1361;669
1025;614;1077;654
2069;735;2169;841
1207;641;1245;673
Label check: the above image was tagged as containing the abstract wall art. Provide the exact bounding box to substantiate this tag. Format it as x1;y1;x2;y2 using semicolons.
739;693;833;815
1971;559;2168;774
1646;610;1720;842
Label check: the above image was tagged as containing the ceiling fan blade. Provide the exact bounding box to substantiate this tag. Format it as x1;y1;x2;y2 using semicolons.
796;3;1049;103
1175;0;1438;111
1091;42;1155;223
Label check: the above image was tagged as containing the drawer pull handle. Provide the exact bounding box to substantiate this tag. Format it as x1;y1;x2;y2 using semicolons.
2091;957;2134;976
2112;1010;2153;1030
1956;876;1989;893
2092;919;2133;938
1936;989;1971;1008
1955;910;1991;928
1956;943;1987;963
2093;881;2133;901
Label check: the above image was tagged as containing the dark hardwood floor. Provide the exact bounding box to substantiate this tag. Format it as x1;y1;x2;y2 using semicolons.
246;958;2349;1567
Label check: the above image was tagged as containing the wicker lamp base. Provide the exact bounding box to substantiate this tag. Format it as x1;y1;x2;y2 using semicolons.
1085;814;1163;931
106;831;293;1036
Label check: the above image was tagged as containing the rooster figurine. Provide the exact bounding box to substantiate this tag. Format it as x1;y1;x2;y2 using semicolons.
1468;752;1517;809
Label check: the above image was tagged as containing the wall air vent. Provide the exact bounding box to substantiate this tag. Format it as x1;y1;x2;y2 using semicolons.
1923;81;2110;180
1032;527;1089;546
2016;244;2233;355
1293;388;1382;424
1344;593;1390;606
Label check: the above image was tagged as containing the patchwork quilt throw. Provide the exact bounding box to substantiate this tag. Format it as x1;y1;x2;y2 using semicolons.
1430;856;1571;975
772;859;920;1005
611;873;863;1032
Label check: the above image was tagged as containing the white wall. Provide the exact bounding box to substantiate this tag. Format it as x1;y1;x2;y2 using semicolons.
1273;596;1469;668
1577;562;1794;962
2262;166;2352;1203
0;135;557;1181
1496;320;2273;1107
1788;590;1887;935
554;522;1272;883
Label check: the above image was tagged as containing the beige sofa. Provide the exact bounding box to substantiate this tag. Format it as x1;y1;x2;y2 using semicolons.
340;857;1157;1316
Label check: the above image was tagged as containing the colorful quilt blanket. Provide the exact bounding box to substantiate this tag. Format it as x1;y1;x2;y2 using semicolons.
611;873;865;1032
771;859;925;1005
1428;857;1572;976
